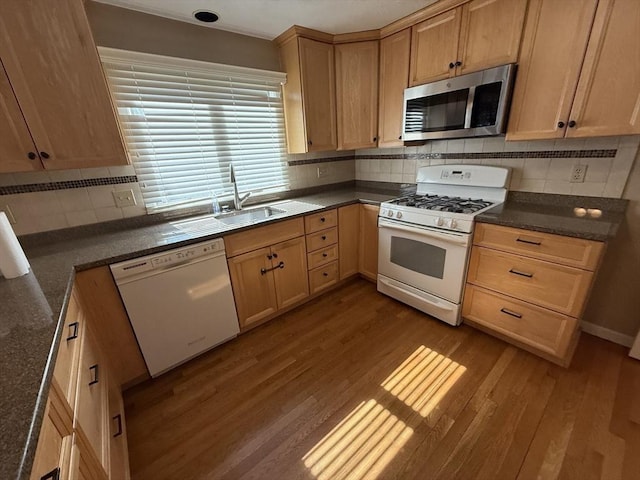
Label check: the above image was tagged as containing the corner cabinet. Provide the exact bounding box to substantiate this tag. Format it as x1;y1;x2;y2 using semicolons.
462;223;605;366
507;0;640;140
409;0;527;86
278;35;337;153
335;41;379;150
378;29;411;148
0;0;128;172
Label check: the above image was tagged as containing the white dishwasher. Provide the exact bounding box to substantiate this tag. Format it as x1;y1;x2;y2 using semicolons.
110;238;239;377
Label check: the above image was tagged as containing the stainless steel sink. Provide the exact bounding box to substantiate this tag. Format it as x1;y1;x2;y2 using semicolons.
215;206;286;225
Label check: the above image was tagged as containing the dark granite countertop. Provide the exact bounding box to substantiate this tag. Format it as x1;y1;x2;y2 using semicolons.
476;192;628;241
1;186;393;480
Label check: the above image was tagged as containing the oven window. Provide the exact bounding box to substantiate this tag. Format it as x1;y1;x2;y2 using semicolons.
405;89;468;133
390;237;446;279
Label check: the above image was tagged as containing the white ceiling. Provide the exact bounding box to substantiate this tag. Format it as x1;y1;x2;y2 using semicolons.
93;0;438;40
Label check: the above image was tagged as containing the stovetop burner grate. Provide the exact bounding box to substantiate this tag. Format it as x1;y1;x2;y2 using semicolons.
387;194;493;214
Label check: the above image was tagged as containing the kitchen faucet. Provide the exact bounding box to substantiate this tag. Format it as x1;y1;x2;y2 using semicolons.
229;164;250;210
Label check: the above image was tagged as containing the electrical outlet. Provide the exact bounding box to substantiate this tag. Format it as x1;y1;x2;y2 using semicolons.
317;165;330;178
0;205;17;224
570;165;587;183
112;189;137;207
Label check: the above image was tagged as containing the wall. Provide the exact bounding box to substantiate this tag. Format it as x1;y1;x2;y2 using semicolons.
84;1;281;71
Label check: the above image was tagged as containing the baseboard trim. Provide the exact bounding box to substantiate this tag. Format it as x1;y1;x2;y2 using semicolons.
580;321;635;348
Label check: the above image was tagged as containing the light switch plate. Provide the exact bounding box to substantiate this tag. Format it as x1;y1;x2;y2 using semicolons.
317;165;330;178
112;189;137;207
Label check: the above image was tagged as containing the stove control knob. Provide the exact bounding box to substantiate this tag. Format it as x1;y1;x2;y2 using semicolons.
450;219;458;229
436;217;444;227
387;210;394;217
442;218;452;228
396;211;403;219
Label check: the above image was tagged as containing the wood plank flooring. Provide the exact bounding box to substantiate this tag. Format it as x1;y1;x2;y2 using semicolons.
124;279;640;480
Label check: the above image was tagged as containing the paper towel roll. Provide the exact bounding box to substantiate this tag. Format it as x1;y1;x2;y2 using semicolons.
0;212;30;279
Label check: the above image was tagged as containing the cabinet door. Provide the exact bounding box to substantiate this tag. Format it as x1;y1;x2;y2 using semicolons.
299;38;337;152
69;433;109;480
335;41;379;150
227;247;278;328
0;60;41;173
0;0;127;170
108;379;130;480
378;29;411;148
338;204;360;279
568;0;640;138
506;0;598;141
409;8;461;86
272;237;309;309
75;328;109;474
359;205;380;282
457;0;527;76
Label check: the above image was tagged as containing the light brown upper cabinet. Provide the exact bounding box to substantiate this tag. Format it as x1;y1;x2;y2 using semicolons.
278;35;337;153
378;29;411;148
409;0;527;86
508;0;640;140
335;41;379;150
0;0;128;171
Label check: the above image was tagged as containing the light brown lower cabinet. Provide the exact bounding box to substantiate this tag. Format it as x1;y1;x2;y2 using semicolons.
31;280;132;479
463;223;605;366
338;204;360;279
359;204;380;282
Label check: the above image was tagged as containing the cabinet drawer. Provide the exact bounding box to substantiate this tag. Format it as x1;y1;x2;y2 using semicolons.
306;227;338;252
307;244;339;269
473;223;604;270
304;209;337;233
224;218;305;257
309;261;339;294
53;289;84;411
467;247;593;317
463;285;578;358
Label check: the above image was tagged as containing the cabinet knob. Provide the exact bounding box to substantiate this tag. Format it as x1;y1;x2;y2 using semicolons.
557;121;565;128
321;235;326;240
272;252;278;259
320;217;326;222
28;151;37;160
449;62;455;69
455;60;462;67
373;137;377;142
323;272;329;277
40;151;50;159
398;135;402;140
568;120;577;128
322;253;328;257
308;140;313;146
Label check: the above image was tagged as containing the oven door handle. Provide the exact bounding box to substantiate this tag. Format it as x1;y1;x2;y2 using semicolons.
378;219;469;247
378;277;454;311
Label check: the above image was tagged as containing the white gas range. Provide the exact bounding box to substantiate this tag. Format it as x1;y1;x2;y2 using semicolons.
377;164;510;326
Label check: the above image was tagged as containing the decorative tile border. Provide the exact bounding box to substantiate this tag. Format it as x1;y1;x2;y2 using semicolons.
288;155;355;166
0;175;138;196
355;149;617;160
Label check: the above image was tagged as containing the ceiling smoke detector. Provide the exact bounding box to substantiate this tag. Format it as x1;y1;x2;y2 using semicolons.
193;10;219;23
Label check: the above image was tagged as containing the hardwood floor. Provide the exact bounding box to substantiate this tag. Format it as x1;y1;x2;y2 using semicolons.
124;279;640;480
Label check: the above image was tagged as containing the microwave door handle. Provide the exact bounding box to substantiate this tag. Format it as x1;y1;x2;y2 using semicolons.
379;220;469;247
464;86;476;129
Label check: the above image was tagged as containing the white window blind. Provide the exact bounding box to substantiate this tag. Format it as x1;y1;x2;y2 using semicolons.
98;47;289;210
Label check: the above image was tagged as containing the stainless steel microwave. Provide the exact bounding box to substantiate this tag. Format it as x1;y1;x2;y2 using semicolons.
402;63;516;141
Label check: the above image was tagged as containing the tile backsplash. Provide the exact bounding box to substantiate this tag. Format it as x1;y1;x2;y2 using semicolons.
356;136;640;198
0;152;355;235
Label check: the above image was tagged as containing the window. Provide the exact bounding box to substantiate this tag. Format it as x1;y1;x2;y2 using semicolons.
99;47;289;211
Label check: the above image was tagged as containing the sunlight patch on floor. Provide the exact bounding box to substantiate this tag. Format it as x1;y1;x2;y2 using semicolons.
302;399;413;480
381;345;467;417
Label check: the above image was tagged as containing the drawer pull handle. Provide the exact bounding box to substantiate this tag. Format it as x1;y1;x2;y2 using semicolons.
516;238;542;246
260;261;285;275
113;414;123;437
66;321;79;341
320;217;326;222
321;235;327;240
272;252;278;259
322;253;328;257
41;467;60;480
323;272;329;277
500;308;522;319
89;364;99;386
509;268;533;278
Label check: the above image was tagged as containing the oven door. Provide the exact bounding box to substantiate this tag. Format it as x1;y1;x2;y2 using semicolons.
377;218;471;304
